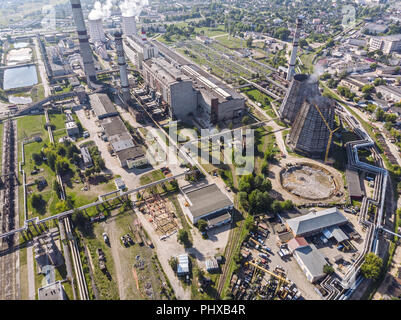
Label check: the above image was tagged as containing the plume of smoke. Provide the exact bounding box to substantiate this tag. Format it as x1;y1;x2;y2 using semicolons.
120;0;149;18
308;63;324;84
89;0;116;20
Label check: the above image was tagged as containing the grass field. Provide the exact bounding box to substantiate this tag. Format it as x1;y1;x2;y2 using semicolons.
240;88;276;118
215;35;246;49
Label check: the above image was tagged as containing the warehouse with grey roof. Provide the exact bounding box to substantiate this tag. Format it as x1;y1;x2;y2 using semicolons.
181;183;233;228
286;207;348;237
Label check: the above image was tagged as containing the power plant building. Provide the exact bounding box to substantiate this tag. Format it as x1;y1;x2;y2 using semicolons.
124;32;159;70
142;57;197;119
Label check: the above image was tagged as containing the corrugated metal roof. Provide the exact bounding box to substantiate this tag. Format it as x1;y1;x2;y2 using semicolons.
287;208;348;236
185;184;233;219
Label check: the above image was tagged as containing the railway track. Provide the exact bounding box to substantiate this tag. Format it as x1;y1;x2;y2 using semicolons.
0;119;19;300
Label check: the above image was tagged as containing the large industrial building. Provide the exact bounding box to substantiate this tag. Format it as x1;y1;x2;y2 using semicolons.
89;93;148;169
181;183;233;229
89;93;119;119
124;31;159;70
142;57;196;119
141;56;245;127
124;35;245;127
285;207;349;238
369;34;401;54
100;116;148;168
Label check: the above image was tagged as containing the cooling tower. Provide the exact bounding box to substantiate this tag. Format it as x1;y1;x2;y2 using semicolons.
70;0;97;81
287;95;336;158
122;15;137;37
279;74;320;124
88;18;106;43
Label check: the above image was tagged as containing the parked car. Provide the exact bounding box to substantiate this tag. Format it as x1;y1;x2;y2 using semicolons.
103;232;110;246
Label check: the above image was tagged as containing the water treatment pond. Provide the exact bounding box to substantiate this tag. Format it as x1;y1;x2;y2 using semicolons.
3;65;38;90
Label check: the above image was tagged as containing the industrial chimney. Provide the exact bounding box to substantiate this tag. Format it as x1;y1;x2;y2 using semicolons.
114;30;131;104
287;17;303;81
70;0;97;82
141;29;147;42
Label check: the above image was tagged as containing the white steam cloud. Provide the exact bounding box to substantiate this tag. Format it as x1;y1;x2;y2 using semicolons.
89;0;116;20
119;0;149;18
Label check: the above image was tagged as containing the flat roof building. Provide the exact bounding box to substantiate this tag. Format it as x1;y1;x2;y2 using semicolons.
80;146;93;168
369;34;401;54
286;208;348;237
38;281;66;300
66;121;79;136
181;184;233;226
177;254;189;276
100;116;147;168
89;93;118;119
346;168;364;201
293;244;327;283
376;85;401;103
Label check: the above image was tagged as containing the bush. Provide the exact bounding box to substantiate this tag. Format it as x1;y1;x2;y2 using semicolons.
196;219;208;233
323;264;334;274
360;252;383;280
177;229;191;248
169;257;178;272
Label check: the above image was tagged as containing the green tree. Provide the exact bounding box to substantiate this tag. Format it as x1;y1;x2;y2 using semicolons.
271;200;282;213
177;229;191;248
197;219;208;233
360;253;382;280
169;257;178;272
31;194;44;211
375;108;385;121
241;115;251;126
246;36;253;48
238;191;249;209
32;153;42;165
323;264;334;274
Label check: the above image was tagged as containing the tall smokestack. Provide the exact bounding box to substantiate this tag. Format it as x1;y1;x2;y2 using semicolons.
287;17;303;81
114;30;131;104
141;29;147;42
70;0;97;82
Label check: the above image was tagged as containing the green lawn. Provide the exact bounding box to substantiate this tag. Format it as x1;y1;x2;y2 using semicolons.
241;88;276;118
48;112;66;130
17;115;48;141
215;35;245;49
140;169;165;186
195;26;226;37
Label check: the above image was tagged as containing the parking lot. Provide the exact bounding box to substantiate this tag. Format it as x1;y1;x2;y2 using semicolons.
253;218;322;300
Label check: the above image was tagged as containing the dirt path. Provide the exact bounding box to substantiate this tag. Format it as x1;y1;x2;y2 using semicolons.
103;212;126;300
132;268;145;299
